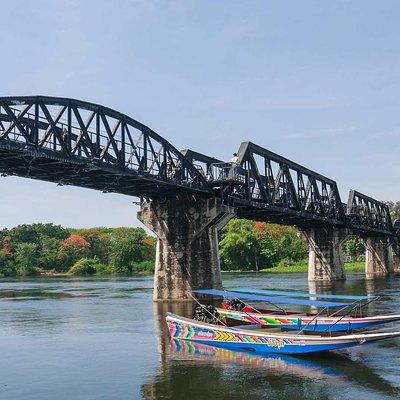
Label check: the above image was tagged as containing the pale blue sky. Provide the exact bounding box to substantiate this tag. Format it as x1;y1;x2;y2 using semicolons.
1;0;400;228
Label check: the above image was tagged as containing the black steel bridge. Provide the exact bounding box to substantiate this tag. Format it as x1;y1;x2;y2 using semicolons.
0;96;393;237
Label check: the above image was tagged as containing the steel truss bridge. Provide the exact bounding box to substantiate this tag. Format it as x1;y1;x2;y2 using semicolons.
0;96;394;237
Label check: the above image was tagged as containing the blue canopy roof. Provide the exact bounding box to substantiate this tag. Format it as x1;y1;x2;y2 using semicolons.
193;289;352;308
234;288;372;301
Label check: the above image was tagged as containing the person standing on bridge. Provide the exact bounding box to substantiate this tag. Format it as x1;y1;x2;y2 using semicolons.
62;128;68;142
230;153;239;165
229;153;240;179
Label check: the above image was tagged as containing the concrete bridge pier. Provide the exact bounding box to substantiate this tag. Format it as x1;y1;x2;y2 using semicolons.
138;197;235;301
364;237;394;279
303;227;348;282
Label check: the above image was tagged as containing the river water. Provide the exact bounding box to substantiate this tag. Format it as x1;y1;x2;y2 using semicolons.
0;272;399;400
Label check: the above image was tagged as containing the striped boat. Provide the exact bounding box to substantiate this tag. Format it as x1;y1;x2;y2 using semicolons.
217;308;400;332
166;312;400;355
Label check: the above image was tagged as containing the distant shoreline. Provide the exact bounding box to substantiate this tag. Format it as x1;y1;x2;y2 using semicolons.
221;261;365;274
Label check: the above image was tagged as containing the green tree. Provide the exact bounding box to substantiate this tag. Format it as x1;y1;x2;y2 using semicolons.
0;249;15;277
131;260;155;274
38;236;63;271
8;224;41;249
219;219;308;271
33;223;67;240
344;235;365;260
1;224;68;273
80;229;110;263
253;222;307;268
14;243;39;276
109;228;149;274
219;219;260;270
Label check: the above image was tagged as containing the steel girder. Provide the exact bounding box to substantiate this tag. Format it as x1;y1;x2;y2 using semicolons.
212;142;394;235
214;141;346;228
346;190;393;236
0;96;212;197
0;97;394;236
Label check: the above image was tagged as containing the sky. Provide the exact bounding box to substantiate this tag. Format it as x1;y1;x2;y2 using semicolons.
1;0;400;228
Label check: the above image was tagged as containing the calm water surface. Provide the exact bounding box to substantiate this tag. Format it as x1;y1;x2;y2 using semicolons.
0;273;399;400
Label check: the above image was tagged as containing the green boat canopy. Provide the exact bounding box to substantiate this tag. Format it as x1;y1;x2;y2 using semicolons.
234;287;373;301
193;289;352;308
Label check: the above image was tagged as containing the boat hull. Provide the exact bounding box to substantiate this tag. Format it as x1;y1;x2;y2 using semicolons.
217;308;400;332
166;313;400;355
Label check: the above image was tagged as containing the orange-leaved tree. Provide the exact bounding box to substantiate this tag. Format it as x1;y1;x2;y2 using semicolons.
57;234;91;271
2;236;14;260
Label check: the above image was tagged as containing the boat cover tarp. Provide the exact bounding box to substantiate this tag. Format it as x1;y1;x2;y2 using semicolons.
234;288;372;301
193;289;351;308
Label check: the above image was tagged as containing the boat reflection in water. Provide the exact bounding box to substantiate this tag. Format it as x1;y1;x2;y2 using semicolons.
142;300;400;400
170;339;341;380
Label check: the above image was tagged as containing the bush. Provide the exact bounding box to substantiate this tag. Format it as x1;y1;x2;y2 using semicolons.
260;258;308;273
132;260;155;274
276;258;297;269
94;263;115;276
68;258;98;275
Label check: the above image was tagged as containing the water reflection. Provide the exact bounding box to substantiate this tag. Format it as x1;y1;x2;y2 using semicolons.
170;339;341;380
144;283;400;400
0;275;399;399
167;338;399;398
307;275;393;298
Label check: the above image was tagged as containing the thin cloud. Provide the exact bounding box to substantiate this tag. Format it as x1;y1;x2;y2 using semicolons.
371;128;400;138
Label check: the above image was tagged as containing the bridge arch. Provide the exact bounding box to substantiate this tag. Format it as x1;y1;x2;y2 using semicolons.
0;96;211;197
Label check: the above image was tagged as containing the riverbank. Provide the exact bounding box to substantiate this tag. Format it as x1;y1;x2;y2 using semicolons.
3;261;366;279
259;261;365;273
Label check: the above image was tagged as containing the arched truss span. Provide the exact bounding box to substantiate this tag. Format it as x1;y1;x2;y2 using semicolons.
0;96;211;197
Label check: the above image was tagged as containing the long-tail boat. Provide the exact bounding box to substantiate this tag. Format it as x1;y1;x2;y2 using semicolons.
193;289;400;332
166;312;400;355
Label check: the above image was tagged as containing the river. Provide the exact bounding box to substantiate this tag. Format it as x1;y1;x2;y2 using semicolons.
0;272;399;400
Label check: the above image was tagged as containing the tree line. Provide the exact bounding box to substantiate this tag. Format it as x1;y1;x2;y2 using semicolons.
0;224;156;277
218;200;400;271
0;218;369;277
